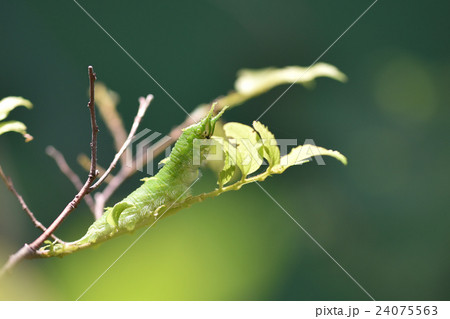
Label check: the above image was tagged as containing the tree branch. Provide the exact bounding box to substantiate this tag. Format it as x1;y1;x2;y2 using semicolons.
0;165;63;243
0;245;34;277
46;146;96;215
77;153;113;183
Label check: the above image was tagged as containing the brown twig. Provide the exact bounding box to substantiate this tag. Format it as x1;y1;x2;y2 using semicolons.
0;245;34;277
27;66;99;252
92;94;153;216
77;153;113;183
0;165;63;243
46;146;96;215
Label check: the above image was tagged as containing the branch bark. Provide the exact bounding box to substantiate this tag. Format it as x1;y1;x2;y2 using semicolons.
0;165;63;243
77;153;113;183
46;146;96;214
0;245;34;278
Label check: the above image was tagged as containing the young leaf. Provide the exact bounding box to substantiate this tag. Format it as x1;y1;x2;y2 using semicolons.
234;63;347;96
0;96;33;121
273;144;347;173
252;121;280;167
0;121;33;141
223;122;263;177
217;141;237;187
223;122;257;142
43;240;55;253
210;137;236;187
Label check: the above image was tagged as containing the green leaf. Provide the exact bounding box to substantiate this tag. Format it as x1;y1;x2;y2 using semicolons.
273;144;347;173
210;137;236;186
43;240;55;252
203;136;225;174
223;122;258;142
0;120;33;142
0;96;33;121
223;122;263;177
106;201;134;227
234;63;347;96
252;121;280;167
218;142;237;187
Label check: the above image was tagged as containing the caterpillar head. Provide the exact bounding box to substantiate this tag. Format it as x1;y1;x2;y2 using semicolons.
186;103;228;139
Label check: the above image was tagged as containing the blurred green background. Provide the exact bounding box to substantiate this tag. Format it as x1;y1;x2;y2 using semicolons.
0;1;449;300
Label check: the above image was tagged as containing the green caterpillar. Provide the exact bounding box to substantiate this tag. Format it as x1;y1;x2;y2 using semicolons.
43;105;227;256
